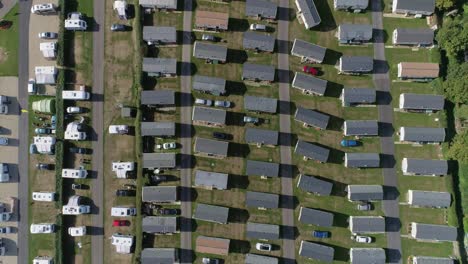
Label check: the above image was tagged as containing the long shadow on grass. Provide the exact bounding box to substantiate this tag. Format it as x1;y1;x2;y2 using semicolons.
227;49;248;64
226;80;247;95
280;225;299;240
228;174;249;189
229;239;251;253
314;0;338;32
228;208;250;223
325;80;343;97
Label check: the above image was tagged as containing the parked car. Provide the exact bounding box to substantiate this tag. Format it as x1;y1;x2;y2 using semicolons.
354;235;372;243
214;100;231;108
195;98;212;106
157;208;179;215
112;220;130;227
255;243;272;252
116;189;136;197
357;202;372;211
243;116;259;124
341;139;359;147
212;132;231;140
312;230;330;238
38;32;58;39
0;227;11;234
66;107;85;114
163;142;176;150
151;175;168;184
28;79;37;94
202;258;220;264
250;24;266;31
303;66;318;75
71;183;87;190
0;137;8;146
0;20;13;30
69;147;88;154
34;128;53;135
36;163;53;170
201;34;217;42
122;184;136;189
110;24;127;31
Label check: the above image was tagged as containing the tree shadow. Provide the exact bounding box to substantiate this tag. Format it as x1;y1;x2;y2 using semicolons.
373;28;389;44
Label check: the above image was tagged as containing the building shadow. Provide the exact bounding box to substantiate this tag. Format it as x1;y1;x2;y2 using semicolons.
276;39;292;54
380;153;396;168
178;153;195;169
226;80;247;95
325;81;343;97
376;90;392;105
276;69;293;84
322;49;342;66
228;208;250;223
384;248;402;264
280;194;299;210
228;18;250;31
229;142;251;158
180;186;197;202
385;217;401;232
332;211;350;228
277;7;295;22
314;0;337;32
278;100;292;115
383;185;400;201
176;122;195;138
378;122;394;137
279;132;296;147
178;248;195;263
374;59;389;74
280;225;299;240
373;28;389;44
280;163;298;179
330;178;348;197
178;61;197;76
179;217;197;232
226;111;245;126
227;49;248;64
228;174;249;189
229;239;251;254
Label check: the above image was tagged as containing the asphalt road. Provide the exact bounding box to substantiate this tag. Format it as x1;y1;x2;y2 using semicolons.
91;0;105;262
17;0;32;263
277;0;296;262
180;0;193;262
372;0;402;263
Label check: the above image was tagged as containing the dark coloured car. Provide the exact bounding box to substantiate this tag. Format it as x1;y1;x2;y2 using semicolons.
71;183;87;190
150;175;168;184
0;20;13;30
69;147;88;154
111;24;127;31
157;208;179;215
116;189;136;197
36;163;53;170
212;132;232;140
312;230;330;238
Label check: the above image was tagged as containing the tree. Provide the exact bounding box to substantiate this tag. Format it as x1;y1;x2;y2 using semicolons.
436;0;456;11
447;131;468;163
443;62;468;104
436;15;468;57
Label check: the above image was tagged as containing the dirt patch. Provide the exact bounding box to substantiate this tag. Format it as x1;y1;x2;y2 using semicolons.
0;47;8;64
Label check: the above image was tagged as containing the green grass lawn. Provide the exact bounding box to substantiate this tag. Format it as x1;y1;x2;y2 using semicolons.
0;4;19;76
400;238;455;263
382;17;429;45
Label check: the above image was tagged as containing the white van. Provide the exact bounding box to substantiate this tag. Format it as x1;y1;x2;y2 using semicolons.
65;12;88;31
32;192;56;202
62;90;90;101
31;3;56;15
62;169;88;179
111;206;137;217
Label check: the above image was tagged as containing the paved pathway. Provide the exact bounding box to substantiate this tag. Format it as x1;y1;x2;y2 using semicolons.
0;0;16;19
91;0;105;262
180;0;193;262
277;0;296;262
371;0;402;263
17;0;31;262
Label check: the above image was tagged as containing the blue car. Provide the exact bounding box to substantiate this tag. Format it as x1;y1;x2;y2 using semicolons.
312;230;330;238
340;139;359;147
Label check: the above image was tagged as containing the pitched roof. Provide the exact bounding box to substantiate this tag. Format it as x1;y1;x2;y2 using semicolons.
295;140;330;163
194;170;229;190
295;0;321;29
350;248;386;264
142;153;176;168
195;11;229;30
394;0;435;13
291;39;326;62
245;254;279;264
400;127;445;142
246;0;278;19
342;88;376;104
347;185;384;201
243;32;275;52
295;107;329;129
393;28;434;45
334;0;369;9
344;120;379;136
193;204;229;224
412;256;454;264
246;222;280;240
194;137;229;156
345;153;380;168
246;191;279;208
297;174;333;196
193;75;226;95
141;248;178;264
245;160;280;178
142;26;177;43
398;62;439;78
245;128;279;145
196;236;230;256
340;56;373;72
411;222;457;242
299;241;334;262
192;106;226;125
141;122;176;136
140;90;175;105
142;216;177;233
408;190;451;208
299;207;334;227
242;63;276;81
193;41;228;61
338;24;373;42
139;0;178;9
402;158;448;176
399;93;444;110
292;73;328;95
244;95;278;113
350;216;386;233
142;186;177;202
142;58;177;74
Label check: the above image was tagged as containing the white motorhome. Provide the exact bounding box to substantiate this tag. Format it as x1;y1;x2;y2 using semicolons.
33;256;54;264
68;226;87;237
109;125;129;135
31;3;56;14
32;192;56;202
62;205;91;215
112;161;135;178
65;12;88;31
39;42;57;59
111;206;137;217
62;90;90;101
65;122;87;141
62;169;88;179
113;0;128;20
0;163;9;183
30;223;55;234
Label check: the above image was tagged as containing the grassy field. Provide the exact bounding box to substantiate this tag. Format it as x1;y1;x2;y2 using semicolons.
0;4;19;76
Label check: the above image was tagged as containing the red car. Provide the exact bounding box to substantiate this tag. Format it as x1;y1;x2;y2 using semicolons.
303;66;318;75
112;220;130;227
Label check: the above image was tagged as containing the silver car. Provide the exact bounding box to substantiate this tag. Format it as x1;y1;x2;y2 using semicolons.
0;137;8;146
214;100;231;108
195;98;213;106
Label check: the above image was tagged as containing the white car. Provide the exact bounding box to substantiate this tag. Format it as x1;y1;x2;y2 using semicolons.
255;243;272;251
214;100;231;108
163;142;176;150
354;235;372;243
66;107;85;114
28;79;36;94
250;24;266;31
68;226;86;237
38;32;58;39
30;223;55;234
195;98;212;106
